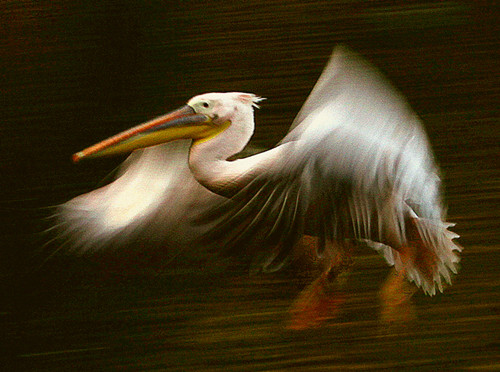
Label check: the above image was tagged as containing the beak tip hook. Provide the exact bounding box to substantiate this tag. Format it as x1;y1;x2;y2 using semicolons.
72;152;84;163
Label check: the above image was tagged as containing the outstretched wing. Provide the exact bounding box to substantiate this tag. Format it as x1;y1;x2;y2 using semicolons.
55;140;225;256
202;46;460;294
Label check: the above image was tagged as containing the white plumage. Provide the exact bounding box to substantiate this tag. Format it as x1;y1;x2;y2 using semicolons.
57;46;461;296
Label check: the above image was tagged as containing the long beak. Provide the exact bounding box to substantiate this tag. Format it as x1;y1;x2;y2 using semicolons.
72;105;212;163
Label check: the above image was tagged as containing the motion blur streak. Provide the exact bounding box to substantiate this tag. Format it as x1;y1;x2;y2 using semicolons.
1;2;497;371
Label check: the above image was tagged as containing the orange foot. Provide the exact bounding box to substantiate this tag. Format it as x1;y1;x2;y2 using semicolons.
287;274;345;330
379;268;417;326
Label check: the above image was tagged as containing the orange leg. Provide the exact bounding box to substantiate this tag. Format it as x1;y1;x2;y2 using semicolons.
379;266;417;326
288;237;353;330
377;217;440;326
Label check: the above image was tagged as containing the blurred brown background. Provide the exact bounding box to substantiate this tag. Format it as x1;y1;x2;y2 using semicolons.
1;1;498;370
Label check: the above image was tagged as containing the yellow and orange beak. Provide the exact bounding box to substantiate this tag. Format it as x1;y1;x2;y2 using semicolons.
72;105;215;163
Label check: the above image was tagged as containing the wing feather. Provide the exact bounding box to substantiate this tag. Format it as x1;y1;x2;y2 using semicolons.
205;46;460;294
56;140;225;255
55;46;460;295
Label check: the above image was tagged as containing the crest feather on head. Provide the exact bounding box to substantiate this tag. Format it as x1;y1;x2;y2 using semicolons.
235;93;266;108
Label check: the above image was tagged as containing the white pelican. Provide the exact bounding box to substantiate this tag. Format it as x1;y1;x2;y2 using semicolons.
57;46;461;327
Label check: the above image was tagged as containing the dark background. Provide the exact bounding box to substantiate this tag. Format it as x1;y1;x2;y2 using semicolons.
1;1;498;370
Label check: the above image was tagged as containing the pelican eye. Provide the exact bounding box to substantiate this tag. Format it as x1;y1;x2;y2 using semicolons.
202;102;209;108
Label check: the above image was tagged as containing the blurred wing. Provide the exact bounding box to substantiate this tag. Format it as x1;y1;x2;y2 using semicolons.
284;45;443;222
56;140;225;255
203;46;460;294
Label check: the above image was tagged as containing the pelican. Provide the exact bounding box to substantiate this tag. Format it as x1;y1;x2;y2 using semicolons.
57;46;461;327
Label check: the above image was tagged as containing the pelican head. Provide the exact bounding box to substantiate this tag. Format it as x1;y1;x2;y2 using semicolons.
188;92;263;125
72;92;264;163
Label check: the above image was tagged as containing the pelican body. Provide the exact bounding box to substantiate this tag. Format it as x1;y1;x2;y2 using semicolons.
58;47;461;325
